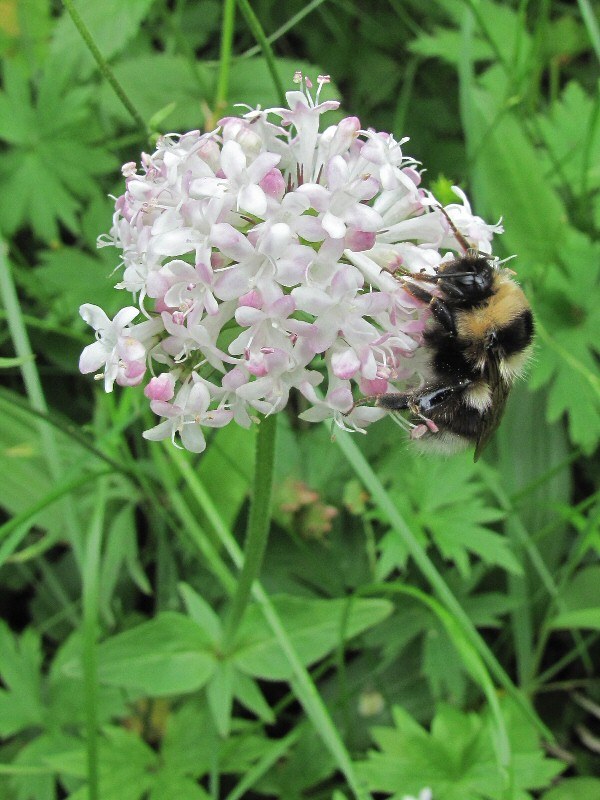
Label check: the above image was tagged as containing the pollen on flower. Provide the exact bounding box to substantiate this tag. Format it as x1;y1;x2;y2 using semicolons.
78;74;503;451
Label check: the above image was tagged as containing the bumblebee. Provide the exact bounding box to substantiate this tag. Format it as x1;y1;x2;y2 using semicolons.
356;210;534;461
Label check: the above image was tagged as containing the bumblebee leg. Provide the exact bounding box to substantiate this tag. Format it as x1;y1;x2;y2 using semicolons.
357;392;412;411
403;282;457;336
413;381;471;414
349;380;471;415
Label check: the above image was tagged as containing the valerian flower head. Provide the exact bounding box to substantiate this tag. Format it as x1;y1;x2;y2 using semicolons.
80;73;503;452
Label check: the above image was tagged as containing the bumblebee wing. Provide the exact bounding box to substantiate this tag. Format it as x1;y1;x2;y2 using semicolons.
474;353;510;462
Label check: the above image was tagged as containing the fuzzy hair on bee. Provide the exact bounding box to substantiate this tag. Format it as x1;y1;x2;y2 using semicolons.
353;207;535;461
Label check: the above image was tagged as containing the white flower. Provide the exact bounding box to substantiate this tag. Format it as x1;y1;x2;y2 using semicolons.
143;374;233;452
79;304;145;392
80;72;504;451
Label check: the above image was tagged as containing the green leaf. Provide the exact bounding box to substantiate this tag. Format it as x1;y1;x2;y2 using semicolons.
558;565;600;612
99;504;152;625
206;662;234;737
529;230;600;452
148;773;210;800
11;731;83;800
541;777;600;800
254;724;336;798
0;390;103;545
232;671;274;723
0;58;115;241
34;247;120;324
409;27;493;64
47;727;156;800
51;0;158;77
48;632;128;729
228;58;339;116
467;67;566;266
178;582;222;642
233;595;393;680
379;453;518;577
98;54;210;132
550;609;600;630
536;81;600;195
0;623;44;737
66;613;217;695
358;699;564;799
157;698;217;780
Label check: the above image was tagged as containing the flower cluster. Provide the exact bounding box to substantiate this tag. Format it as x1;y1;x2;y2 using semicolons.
79;73;502;452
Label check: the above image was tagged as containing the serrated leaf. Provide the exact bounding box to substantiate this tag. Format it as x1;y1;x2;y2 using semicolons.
233;595;392;680
536;81;600;194
47;727;156;800
0;58;115;241
50;0;157;78
0;623;44;736
381;455;517;576
12;731;82;800
157;698;217;780
358;699;564;799
98;54;208;132
529;230;600;452
466;67;566;266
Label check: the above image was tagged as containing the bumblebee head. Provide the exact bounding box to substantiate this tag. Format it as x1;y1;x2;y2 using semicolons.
436;255;496;307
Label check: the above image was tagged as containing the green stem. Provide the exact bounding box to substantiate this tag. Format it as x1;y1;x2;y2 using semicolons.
236;0;286;105
61;0;149;137
215;0;237;110
82;478;107;800
223;414;277;646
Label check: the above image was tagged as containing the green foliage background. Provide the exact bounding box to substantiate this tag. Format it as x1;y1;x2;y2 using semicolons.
0;1;599;799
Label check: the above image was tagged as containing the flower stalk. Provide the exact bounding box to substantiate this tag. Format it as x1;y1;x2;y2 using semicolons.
223;412;277;648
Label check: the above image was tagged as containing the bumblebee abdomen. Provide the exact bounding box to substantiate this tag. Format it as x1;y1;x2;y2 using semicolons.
455;278;531;342
495;308;534;354
424;326;481;382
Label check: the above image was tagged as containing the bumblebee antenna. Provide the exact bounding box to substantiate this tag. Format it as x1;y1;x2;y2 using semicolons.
437;204;473;254
437;204;499;264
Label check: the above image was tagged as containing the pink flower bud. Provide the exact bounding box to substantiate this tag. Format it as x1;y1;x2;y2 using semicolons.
345;229;376;252
145;373;176;401
238;290;262;309
118;359;146;387
359;377;389;396
260;168;286;200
